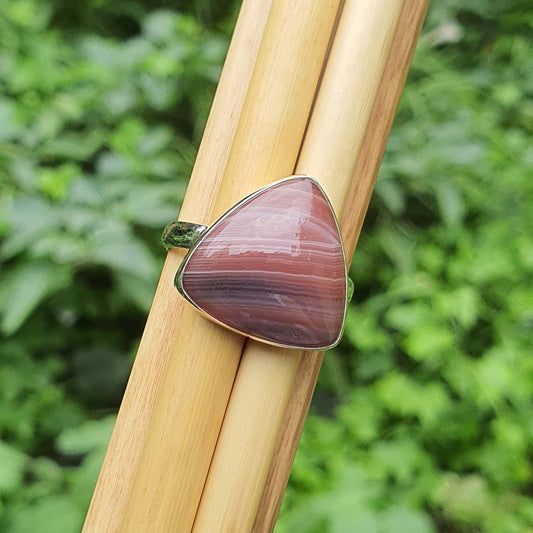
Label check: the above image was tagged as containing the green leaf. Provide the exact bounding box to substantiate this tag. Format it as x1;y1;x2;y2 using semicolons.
39;163;80;201
116;272;156;312
403;323;454;362
0;262;71;335
39;130;106;161
376;178;406;215
378;226;415;273
56;416;115;455
68;448;108;509
7;496;83;533
376;373;451;425
5;0;51;30
344;309;393;352
338;390;383;443
435;286;480;329
472;347;513;406
432;473;490;524
380;507;435;533
1;197;60;260
142;11;181;44
385;302;430;333
279;467;380;533
0;441;27;495
93;234;157;279
109;118;146;155
370;438;431;483
0;100;22;140
436;183;465;227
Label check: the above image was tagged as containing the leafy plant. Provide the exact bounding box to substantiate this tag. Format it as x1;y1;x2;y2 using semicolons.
0;1;229;530
277;2;533;532
0;0;531;531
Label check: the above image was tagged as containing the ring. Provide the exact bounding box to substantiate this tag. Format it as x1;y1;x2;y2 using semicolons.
162;175;352;350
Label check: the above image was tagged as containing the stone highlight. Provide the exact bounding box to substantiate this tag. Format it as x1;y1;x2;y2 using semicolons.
180;177;347;349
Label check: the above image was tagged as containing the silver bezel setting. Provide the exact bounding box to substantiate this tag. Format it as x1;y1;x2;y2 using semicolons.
174;175;348;351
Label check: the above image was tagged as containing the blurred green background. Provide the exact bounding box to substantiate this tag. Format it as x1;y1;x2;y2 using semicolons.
0;0;532;531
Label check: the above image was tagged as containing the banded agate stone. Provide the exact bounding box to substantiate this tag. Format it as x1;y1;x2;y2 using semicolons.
179;176;347;349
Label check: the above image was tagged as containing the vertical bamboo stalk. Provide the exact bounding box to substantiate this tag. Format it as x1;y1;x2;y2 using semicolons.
207;0;341;219
254;1;429;530
193;343;302;532
190;1;347;531
121;0;339;528
192;1;428;532
84;0;341;530
83;0;272;530
122;2;340;525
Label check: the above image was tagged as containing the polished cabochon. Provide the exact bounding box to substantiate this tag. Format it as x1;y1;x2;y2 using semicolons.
176;176;348;350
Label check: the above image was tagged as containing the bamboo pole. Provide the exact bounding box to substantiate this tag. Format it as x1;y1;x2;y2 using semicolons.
122;1;340;524
121;1;339;528
83;0;271;530
84;0;341;531
254;1;430;530
205;0;341;221
191;1;428;532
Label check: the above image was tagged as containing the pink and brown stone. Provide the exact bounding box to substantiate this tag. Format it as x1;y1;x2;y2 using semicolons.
178;176;347;349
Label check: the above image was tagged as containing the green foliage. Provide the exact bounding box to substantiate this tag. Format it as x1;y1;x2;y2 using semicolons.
277;2;533;532
0;0;531;531
0;0;230;530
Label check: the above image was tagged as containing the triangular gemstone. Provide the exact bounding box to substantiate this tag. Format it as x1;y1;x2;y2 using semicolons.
178;176;347;349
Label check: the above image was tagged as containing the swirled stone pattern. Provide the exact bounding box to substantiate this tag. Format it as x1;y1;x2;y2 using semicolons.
180;177;347;349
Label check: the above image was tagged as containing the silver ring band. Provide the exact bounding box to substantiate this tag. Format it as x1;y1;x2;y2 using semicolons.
162;221;208;250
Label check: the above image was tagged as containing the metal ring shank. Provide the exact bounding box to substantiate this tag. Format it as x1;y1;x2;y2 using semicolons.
161;221;208;250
